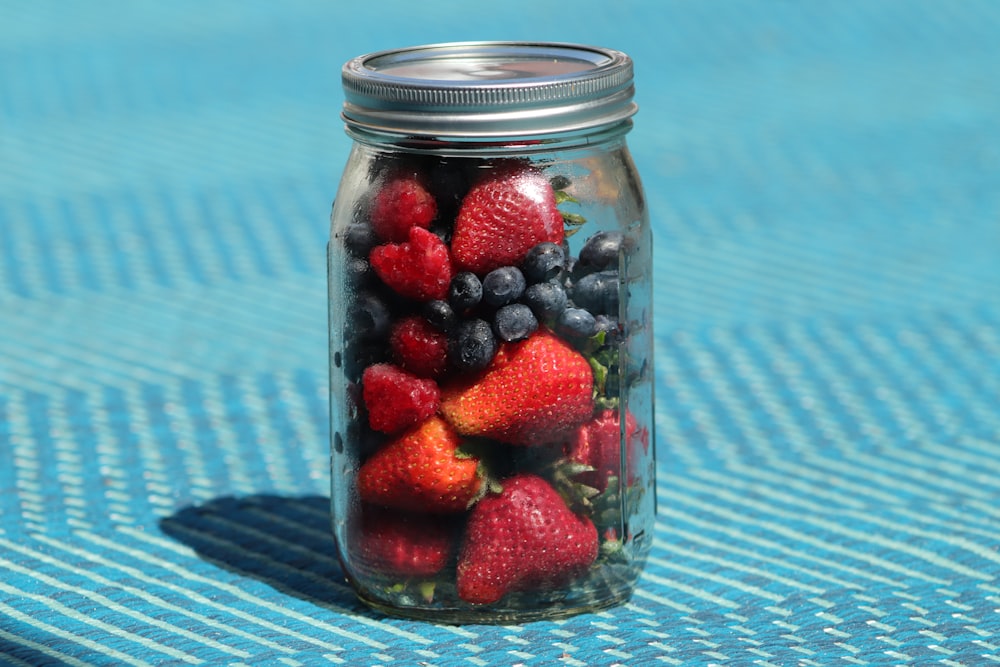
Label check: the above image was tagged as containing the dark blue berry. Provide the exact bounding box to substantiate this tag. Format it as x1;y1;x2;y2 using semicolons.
352;291;392;339
549;175;571;191
523;281;568;321
579;231;627;270
571;270;620;315
448;319;497;371
556;307;598;339
594;314;622;345
423;299;458;332
343;341;387;381
521;242;567;283
346;256;374;285
482;266;526;307
493;304;538;342
449;272;482;311
343;222;377;257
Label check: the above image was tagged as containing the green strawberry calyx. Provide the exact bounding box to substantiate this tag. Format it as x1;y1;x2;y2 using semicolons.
554;188;587;235
585;331;621;412
454;438;504;507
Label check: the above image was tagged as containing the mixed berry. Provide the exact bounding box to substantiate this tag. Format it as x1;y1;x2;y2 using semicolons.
334;157;650;613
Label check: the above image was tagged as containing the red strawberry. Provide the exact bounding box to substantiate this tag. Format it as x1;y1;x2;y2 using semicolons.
440;330;593;446
352;506;454;577
358;416;483;513
370;226;453;301
450;165;564;275
370;174;437;242
389;315;449;378
456;473;598;605
361;363;439;433
564;409;640;492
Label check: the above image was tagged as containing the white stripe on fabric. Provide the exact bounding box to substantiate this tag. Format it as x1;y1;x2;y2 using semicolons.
659;520;859;590
637;570;740;609
658;479;951;585
81;527;428;648
689;467;997;581
0;627;97;667
0;553;249;660
64;531;356;654
0;582;171;666
11;535;291;657
152;516;443;645
655;504;902;588
731;456;1000;543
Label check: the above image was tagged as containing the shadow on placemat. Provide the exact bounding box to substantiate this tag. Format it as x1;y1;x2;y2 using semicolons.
159;494;364;611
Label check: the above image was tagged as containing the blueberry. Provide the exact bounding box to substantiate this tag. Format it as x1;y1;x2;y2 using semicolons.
351;290;392;340
556;307;598;339
423;299;458;332
449;272;483;311
549;175;571;191
343;221;377;257
346;256;374;285
342;341;387;383
579;231;628;270
448;319;497;371
571;270;620;315
521;242;567;283
482;266;526;307
493;304;538;342
594;314;622;345
562;255;579;290
523;281;568;321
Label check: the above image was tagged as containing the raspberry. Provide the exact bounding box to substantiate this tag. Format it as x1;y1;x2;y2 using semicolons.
564;409;639;491
361;363;440;433
390;316;449;378
370;175;437;242
370;227;453;301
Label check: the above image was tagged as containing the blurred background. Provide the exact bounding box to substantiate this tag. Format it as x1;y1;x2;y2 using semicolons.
3;0;997;469
2;1;999;663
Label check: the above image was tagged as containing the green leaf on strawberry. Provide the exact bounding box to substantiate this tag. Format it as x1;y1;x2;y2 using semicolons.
553;189;578;206
585;334;621;411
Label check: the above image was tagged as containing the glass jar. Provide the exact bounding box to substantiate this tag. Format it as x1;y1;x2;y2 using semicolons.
328;41;655;624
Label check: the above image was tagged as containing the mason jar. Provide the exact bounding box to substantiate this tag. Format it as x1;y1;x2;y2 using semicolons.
328;41;655;624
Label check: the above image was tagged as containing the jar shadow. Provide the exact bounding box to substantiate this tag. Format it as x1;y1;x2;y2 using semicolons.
158;494;365;612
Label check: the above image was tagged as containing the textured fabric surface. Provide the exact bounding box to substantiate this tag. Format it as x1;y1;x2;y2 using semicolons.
2;1;999;665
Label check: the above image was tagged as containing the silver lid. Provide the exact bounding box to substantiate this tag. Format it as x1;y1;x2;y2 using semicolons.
341;41;636;138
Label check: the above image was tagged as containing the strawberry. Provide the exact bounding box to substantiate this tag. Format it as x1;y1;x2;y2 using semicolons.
450;165;564;275
361;363;439;433
456;473;598;605
370;174;438;243
370;226;453;301
352;506;454;577
389;315;449;378
440;330;593;446
564;409;640;492
358;416;483;513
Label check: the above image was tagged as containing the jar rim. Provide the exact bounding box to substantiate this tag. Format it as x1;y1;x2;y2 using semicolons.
341;41;636;138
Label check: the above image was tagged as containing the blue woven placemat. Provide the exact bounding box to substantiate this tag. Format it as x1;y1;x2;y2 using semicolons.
2;1;998;664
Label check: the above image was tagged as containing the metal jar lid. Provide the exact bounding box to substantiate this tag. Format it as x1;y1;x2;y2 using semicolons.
341;41;636;138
